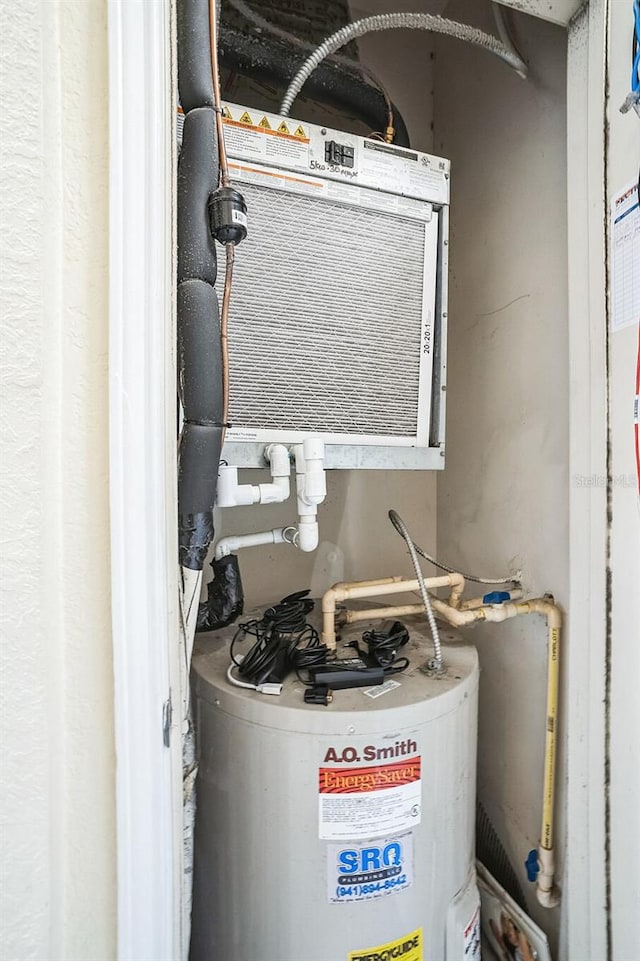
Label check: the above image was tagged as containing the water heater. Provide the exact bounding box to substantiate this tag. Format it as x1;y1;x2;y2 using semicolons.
215;102;450;471
190;615;480;961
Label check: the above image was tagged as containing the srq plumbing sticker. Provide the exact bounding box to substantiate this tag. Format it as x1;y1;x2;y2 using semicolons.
328;833;413;903
348;928;423;961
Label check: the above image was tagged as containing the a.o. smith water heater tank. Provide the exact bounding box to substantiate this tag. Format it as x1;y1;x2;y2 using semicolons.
190;616;480;961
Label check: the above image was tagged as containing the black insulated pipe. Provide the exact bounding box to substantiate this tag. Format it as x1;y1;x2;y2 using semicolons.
177;0;223;572
218;26;411;147
178;279;223;421
177;108;219;286
177;0;410;146
177;0;215;111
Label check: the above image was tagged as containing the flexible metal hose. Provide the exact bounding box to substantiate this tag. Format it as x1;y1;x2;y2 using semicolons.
228;0;395;135
388;509;443;670
280;12;528;116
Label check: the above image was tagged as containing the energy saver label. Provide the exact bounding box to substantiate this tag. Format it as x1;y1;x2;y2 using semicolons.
318;740;421;840
328;833;413;903
348;928;423;961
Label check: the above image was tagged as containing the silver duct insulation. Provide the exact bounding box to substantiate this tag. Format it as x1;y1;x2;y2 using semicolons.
280;11;528;116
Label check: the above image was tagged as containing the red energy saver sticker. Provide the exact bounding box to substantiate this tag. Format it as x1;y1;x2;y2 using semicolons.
319;757;421;795
318;756;422;841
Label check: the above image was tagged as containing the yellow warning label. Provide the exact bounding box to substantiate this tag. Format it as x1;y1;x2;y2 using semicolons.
238;110;253;125
277;119;291;135
293;124;307;139
258;115;271;129
348;929;422;961
221;105;232;119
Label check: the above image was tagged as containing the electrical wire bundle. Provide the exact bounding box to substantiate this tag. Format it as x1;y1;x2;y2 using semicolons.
228;590;328;693
362;621;410;676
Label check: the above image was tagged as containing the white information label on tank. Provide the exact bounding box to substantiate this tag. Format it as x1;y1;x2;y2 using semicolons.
463;906;481;961
327;832;414;904
318;738;421;840
363;679;402;699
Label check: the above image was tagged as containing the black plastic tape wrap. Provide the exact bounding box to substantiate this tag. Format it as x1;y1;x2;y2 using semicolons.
179;511;215;571
177;0;222;573
177;0;214;112
178;108;219;286
218;26;411;148
197;554;245;631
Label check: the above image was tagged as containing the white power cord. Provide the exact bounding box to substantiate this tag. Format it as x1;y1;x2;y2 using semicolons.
226;659;283;695
280;11;527;117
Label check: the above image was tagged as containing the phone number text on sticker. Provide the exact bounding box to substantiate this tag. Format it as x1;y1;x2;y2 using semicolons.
328;834;413;903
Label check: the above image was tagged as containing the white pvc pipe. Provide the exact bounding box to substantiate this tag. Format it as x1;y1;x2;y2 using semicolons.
292;438;326;553
214;528;293;560
216;444;291;507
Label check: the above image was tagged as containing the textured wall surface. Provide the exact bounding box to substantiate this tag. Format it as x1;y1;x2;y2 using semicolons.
0;1;116;958
434;2;568;953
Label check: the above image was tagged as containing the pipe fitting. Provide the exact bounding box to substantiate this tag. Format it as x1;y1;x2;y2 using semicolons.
536;848;560;908
216;445;292;508
295;516;319;553
321;574;466;650
214;528;289;560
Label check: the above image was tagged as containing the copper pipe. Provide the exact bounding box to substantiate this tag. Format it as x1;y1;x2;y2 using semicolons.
208;0;230;186
220;242;234;441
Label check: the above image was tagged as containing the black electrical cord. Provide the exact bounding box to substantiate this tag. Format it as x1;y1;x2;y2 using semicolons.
363;621;410;675
230;590;326;686
347;621;410;677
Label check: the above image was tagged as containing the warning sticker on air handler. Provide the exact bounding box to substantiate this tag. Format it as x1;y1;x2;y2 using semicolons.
348;928;423;961
221;103;310;170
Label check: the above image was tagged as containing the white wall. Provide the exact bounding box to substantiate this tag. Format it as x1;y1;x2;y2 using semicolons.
433;2;568;952
219;3;439;610
607;4;640;958
0;2;116;958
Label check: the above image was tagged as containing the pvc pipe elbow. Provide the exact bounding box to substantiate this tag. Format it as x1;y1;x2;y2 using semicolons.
265;443;291;480
216;466;259;507
296;516;318;552
214;528;288;559
257;475;290;504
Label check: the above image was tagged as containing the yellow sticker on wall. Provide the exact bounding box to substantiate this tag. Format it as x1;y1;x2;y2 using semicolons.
348;928;423;961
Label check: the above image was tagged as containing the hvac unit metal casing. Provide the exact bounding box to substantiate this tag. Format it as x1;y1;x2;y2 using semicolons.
190;617;480;961
219;103;450;470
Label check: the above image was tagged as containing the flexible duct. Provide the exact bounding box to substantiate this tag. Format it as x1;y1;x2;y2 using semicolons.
219;26;411;147
226;0;407;144
280;12;528;117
